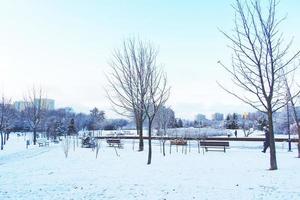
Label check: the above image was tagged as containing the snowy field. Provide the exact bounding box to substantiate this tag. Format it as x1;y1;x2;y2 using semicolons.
1;134;300;200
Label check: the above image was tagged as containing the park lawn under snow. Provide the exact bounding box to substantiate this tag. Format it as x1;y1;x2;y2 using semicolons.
1;134;300;200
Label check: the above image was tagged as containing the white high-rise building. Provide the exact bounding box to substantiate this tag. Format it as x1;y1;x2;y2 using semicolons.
34;98;55;110
14;98;55;111
211;113;224;121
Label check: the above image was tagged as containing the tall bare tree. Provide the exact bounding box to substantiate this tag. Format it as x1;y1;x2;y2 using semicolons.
24;87;46;145
283;74;300;157
107;38;157;151
144;66;170;164
0;96;14;150
219;0;300;170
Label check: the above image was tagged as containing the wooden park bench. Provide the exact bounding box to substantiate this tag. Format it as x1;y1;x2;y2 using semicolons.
37;139;50;147
170;139;187;146
169;139;188;154
200;141;229;153
106;139;123;148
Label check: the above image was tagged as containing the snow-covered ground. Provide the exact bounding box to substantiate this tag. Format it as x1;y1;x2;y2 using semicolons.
1;134;300;200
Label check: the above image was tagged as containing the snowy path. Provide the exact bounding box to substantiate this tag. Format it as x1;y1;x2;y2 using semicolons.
0;147;50;165
1;136;300;200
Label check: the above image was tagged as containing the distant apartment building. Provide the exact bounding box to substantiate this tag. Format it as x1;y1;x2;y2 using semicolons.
195;114;206;122
211;113;224;121
14;98;55;111
14;101;28;111
35;98;55;110
195;114;209;127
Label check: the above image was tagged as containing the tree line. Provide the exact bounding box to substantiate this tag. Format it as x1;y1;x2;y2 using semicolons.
0;90;129;150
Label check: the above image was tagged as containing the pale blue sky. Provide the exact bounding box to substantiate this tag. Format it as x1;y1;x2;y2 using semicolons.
0;0;300;119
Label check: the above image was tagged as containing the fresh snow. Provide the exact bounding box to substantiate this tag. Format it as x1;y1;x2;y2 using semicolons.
1;134;300;200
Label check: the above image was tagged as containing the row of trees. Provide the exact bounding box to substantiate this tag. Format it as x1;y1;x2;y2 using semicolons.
0;84;179;153
0;97;14;150
0;89;131;150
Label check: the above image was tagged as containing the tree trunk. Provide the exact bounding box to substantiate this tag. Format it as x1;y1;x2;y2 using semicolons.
163;140;166;156
147;122;152;165
1;131;3;150
298;143;300;158
47;131;49;140
137;118;144;151
267;110;278;170
294;123;300;158
33;128;37;145
293;124;300;158
163;127;167;156
3;132;6;145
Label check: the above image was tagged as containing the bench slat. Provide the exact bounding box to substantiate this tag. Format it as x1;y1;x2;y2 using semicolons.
106;139;122;148
200;142;229;147
106;139;121;144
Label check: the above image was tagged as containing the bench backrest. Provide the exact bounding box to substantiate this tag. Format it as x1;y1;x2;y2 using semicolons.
106;139;121;144
200;141;229;147
170;139;187;145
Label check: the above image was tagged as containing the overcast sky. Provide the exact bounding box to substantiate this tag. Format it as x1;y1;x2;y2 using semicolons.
0;0;300;119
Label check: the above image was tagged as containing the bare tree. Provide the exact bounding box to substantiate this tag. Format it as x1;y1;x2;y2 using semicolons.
144;66;170;164
88;108;105;136
241;116;255;137
106;38;158;151
154;106;174;135
283;74;300;157
24;87;46;145
219;0;300;170
0;96;14;150
154;106;174;156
